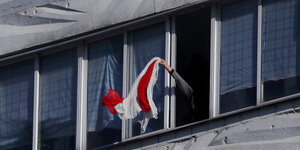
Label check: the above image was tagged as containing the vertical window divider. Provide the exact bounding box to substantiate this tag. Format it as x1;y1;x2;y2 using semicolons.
257;0;263;105
76;42;88;150
164;18;171;129
210;3;221;117
127;31;134;138
32;54;40;150
122;32;129;140
170;15;177;128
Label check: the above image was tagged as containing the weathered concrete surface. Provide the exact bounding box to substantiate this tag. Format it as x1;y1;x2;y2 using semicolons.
105;99;300;150
0;0;208;57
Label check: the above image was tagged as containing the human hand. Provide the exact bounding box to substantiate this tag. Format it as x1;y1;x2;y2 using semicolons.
159;59;172;72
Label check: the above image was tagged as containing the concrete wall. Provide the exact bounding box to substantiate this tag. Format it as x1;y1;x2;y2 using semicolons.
0;0;208;57
103;98;300;150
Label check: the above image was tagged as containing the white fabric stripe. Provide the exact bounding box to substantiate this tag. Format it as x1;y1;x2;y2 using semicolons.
114;57;161;133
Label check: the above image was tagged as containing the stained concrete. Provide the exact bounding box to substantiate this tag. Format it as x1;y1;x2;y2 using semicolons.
105;98;300;150
0;0;209;57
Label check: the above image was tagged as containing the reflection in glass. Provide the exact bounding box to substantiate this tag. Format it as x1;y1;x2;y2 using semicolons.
220;0;257;113
262;0;300;101
87;35;123;149
0;60;34;150
39;50;77;150
128;23;165;136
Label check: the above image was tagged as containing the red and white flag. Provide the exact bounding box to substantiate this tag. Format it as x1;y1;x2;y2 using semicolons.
102;57;161;133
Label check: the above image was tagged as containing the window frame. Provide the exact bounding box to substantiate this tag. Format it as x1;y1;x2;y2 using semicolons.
0;0;298;149
122;17;171;140
216;0;299;115
0;57;35;150
35;43;80;150
217;0;264;116
82;17;172;146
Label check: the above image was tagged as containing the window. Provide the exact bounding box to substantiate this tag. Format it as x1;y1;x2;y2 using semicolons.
87;35;123;149
262;0;300;101
0;60;34;150
128;23;166;136
39;49;78;150
220;0;258;113
175;7;211;126
5;0;300;148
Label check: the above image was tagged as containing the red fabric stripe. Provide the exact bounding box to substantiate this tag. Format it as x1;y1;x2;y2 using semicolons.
137;60;157;112
102;60;157;114
102;89;124;114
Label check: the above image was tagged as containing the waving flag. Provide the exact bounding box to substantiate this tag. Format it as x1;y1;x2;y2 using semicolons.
102;57;161;133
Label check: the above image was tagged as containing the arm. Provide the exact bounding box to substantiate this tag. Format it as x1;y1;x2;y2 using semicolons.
160;59;195;111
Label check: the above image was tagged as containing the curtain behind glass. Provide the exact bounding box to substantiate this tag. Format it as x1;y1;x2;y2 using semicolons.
220;0;257;113
262;0;300;101
39;49;77;150
129;23;165;136
87;35;123;149
0;60;34;150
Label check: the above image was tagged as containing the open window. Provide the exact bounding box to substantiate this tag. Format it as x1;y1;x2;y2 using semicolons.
175;7;211;126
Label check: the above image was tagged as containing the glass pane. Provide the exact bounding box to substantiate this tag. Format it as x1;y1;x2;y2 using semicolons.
129;23;165;136
0;60;34;150
220;0;257;113
39;50;77;150
87;35;123;149
262;0;300;101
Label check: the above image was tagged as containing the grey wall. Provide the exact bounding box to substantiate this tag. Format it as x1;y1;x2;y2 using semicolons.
105;98;300;150
0;0;208;57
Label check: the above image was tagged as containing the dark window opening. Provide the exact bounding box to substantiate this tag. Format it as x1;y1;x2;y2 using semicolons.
175;7;211;126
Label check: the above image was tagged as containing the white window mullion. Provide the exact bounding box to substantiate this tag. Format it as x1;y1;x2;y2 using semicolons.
170;15;177;128
210;3;221;118
163;18;171;129
122;32;129;140
257;0;263;105
76;43;88;150
32;55;40;150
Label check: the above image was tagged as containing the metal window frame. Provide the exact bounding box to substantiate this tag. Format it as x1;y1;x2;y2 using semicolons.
76;42;88;150
32;54;40;150
35;44;80;150
83;17;171;142
84;32;126;148
122;32;129;141
121;31;130;141
170;15;177;128
257;0;263;104
0;55;34;67
124;17;171;139
217;0;265;115
164;17;171;129
38;42;78;57
210;3;221;117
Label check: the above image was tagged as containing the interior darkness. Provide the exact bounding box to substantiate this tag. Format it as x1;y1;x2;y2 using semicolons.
175;7;211;126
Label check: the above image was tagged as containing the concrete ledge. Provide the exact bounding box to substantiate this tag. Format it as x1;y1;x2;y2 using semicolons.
93;96;300;150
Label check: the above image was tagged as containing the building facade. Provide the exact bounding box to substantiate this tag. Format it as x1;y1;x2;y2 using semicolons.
1;0;300;150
